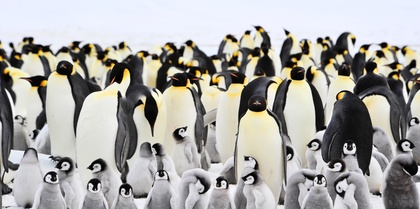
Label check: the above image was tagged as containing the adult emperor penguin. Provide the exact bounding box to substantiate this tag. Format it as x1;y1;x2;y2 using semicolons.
322;90;373;174
79;178;109;209
172;126;201;176
279;29;302;68
126;142;157;198
301;174;333;209
13;148;43;208
240;30;255;50
325;159;347;202
32;171;66;209
333;32;356;55
55;157;84;209
253;25;271;48
162;73;206;158
144;170;177;209
20;44;50;77
334;171;372;209
235;95;286;203
382;154;419;209
76;63;134;186
242;170;277;209
216;71;246;163
353;62;389;95
273;66;324;167
407;117;420;164
21;75;47;137
207;176;234;209
110;183;138;209
306;65;330;108
46;60;91;161
176;168;211;209
283;169;317;209
87;158;122;209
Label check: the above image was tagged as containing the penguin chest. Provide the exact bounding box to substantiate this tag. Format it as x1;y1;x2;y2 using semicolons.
411;92;420;120
21;55;44;76
26;88;44;132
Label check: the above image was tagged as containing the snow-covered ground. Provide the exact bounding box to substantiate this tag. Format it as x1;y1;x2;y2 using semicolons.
2;0;420;208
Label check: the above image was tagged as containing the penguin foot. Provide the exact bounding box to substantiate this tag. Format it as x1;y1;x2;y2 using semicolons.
8;161;19;170
2;182;12;194
49;155;62;162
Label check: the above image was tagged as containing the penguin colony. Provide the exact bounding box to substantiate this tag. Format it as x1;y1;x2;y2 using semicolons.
1;26;420;209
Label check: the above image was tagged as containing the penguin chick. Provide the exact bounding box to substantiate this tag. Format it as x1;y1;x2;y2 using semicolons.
242;170;276;209
334;176;358;209
305;138;325;172
79;178;109;209
372;146;390;172
111;183;138;209
284;169;317;209
172;126;201;176
396;139;415;156
286;145;302;182
87;158;122;209
382;154;419;208
55;157;84;209
144;170;177;209
342;140;362;173
301;174;333;209
325;159;347;202
31;171;66;209
152;143;180;190
13;148;43;208
407;117;420;164
126;142;157;198
334;171;372;209
207;176;234;209
234;155;260;209
176;168;211;209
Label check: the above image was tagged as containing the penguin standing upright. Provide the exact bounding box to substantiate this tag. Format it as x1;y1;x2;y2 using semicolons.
31;171;67;209
325;159;347;202
242;170;277;209
273;66;324;166
353;62;389;95
407;117;420;164
55;157;84;209
235;95;286;203
172;126;201;176
79;178;109;209
207;176;234;209
253;26;271;48
20;45;50;77
279;29;302;68
21;76;47;138
111;183;138;209
240;30;255;50
152;143;180;189
144;170;177;209
322;90;372;174
334;171;372;209
305;65;330;108
46;61;91;161
301;174;333;209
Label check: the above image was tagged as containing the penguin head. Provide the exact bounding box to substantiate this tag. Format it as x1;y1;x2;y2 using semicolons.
56;60;74;76
109;63;131;85
44;171;59;184
286;145;295;161
171;73;189;87
397;139;415;153
185;40;195;48
379;42;389;49
152;143;166;156
244;30;252;35
242;171;259;185
290;67;305;80
14;115;26;126
215;176;229;190
313;174;327;187
20;75;48;87
364;62;378;73
119;183;133;198
173;126;188;141
28;129;39;141
338;63;351;76
244;155;259;170
247;95;267;112
139;142;153;157
307;139;321;151
154;170;170;181
254;26;264;33
335;90;352;101
342;140;357;156
359;44;371;53
87;158;107;173
87;178;102;193
55;157;75;173
327;159;347;172
21;148;39;163
409;117;419;127
229;70;247;84
334;175;349;198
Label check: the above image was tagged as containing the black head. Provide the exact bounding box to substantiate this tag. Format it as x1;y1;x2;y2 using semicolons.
286;145;295;161
375;50;386;58
55;157;75;173
215;176;229;189
119;183;133;197
244;155;259;170
229;70;246;84
397;139;415;153
87;178;102;193
109;62;131;84
409;117;419;127
242;171;260;185
365;62;377;73
56;60;74;76
140;142;153;157
338;63;351;76
247;95;267;112
154;170;170;181
314;174;327;187
21;75;48;87
316;37;323;44
87;158;107;173
44;171;59;184
328;159;347;172
118;41;127;49
334;173;350;198
379;42;388;49
254;25;263;31
185;40;194;47
173;126;188;141
244;30;251;35
290;67;305;80
307;138;321;151
105;59;118;67
342;140;357;156
171;73;189;87
152;143;166;156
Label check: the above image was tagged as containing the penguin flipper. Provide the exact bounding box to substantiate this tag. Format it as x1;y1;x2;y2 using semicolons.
321;117;342;163
272;79;291;135
189;87;205;153
185;183;200;209
115;92;130;172
68;73;91;134
185;144;194;163
203;108;217;127
308;83;325;131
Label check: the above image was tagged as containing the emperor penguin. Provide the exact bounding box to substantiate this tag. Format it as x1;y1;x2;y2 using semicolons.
279;29;302;68
240;30;255;50
283;169;317;209
13;148;43;208
46;60;91;161
353;62;389;95
333;32;356;56
76;63;134;186
286;145;302;182
273;66;324;166
253;25;271;48
235;95;286;203
341;140;361;173
3;66;31;119
333;171;372;209
305;138;325;172
216;70;246;163
143;54;162;88
144;170;177;209
87;158;122;209
79;178;109;209
373;126;394;161
325;159;347;202
301;174;333;209
207;176;234;209
151;143;180;189
20;45;50;77
21;75;47;137
110;183;138;209
242;170;277;209
322;90;373;175
55;157;84;209
32;171;66;209
176;168;211;209
234;155;259;209
382;154;419;209
126;142;157;198
305;65;330;108
162;73;206;159
407;117;420;164
406;80;420;127
172;126;201;176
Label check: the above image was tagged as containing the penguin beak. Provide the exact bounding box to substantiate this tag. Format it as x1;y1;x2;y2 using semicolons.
110;77;116;85
171;76;179;81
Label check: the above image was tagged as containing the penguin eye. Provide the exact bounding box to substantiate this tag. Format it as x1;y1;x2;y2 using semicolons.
336;185;342;193
344;144;347;149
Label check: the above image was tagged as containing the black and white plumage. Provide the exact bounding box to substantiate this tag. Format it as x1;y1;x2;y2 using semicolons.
55;157;84;209
341;140;361;173
207;176;234;209
305;138;324;172
301;174;333;209
32;171;66;209
334;171;372;209
79;178;109;209
234;155;259;209
242;170;276;209
396;139;415;156
144;170;176;209
172;126;201;176
284;169;317;209
325;159;347;202
407;117;420;164
110;183;137;209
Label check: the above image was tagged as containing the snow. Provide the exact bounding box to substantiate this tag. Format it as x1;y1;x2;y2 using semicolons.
2;0;420;208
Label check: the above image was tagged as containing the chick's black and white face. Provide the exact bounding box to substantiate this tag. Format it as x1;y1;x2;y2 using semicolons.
244;175;255;185
335;179;348;197
215;178;228;190
155;170;169;181
59;161;71;171
343;142;356;155
195;180;205;194
401;141;414;152
44;172;58;184
332;162;343;171
88;182;101;193
314;175;327;187
120;187;132;198
244;156;257;168
178;128;187;138
310;141;320;151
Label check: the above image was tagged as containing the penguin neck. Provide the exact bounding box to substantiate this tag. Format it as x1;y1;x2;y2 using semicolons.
43;183;61;193
87;191;104;200
227;83;244;95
